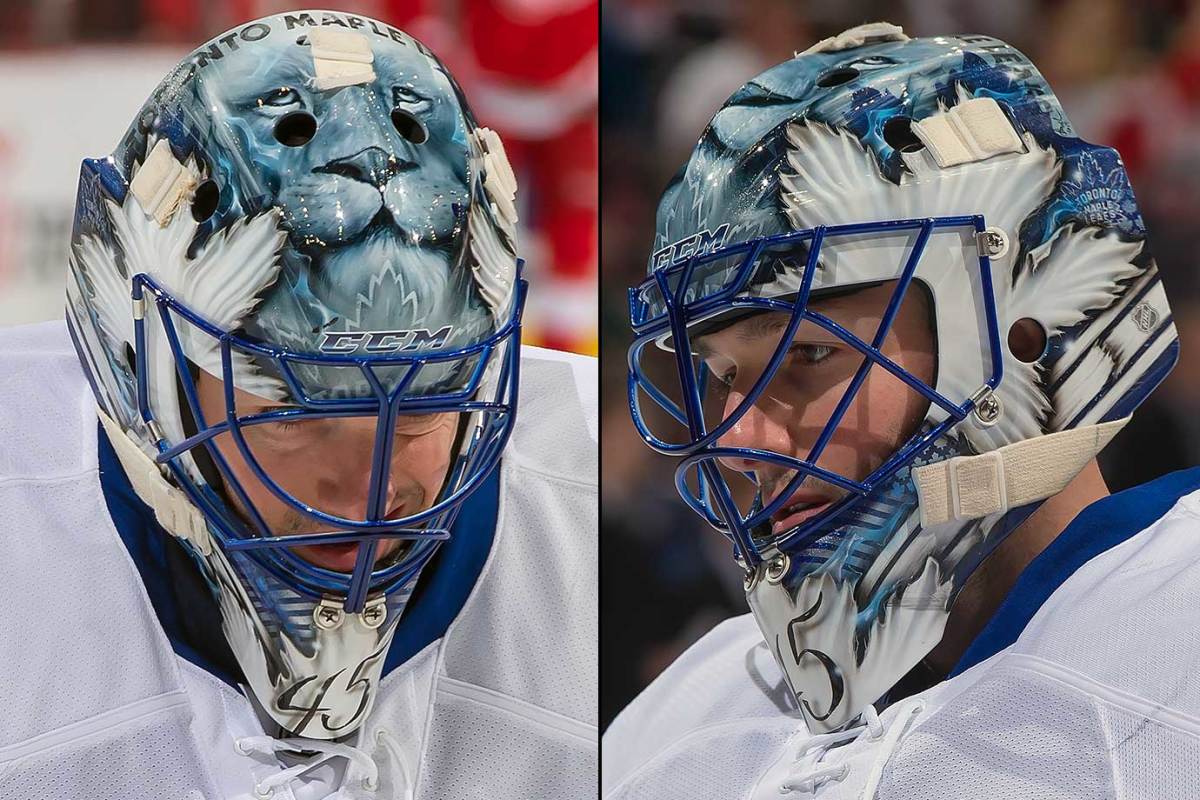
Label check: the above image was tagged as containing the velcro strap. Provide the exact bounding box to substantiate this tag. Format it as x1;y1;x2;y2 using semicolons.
800;22;908;55
129;138;196;227
97;408;213;556
309;28;375;90
912;417;1129;527
910;97;1024;168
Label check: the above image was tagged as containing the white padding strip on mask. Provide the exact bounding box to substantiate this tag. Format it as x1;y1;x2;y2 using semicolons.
799;22;908;55
98;407;213;556
474;127;519;228
129;138;197;227
911;97;1025;168
912;417;1130;528
309;28;375;90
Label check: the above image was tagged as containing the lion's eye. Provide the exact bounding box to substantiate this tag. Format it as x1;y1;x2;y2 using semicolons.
849;55;897;69
392;85;431;113
259;87;302;108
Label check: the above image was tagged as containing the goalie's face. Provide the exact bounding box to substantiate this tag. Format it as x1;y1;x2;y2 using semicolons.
194;369;458;572
694;281;936;538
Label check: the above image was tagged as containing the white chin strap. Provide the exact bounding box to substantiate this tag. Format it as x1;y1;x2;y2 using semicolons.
98;407;214;556
912;417;1129;527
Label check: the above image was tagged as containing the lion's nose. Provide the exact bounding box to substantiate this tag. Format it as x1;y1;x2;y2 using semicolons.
316;146;410;189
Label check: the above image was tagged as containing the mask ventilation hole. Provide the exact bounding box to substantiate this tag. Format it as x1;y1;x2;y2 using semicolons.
274;111;317;147
124;343;138;377
816;66;859;87
883;116;925;153
191;180;219;222
391;109;428;144
1008;317;1048;363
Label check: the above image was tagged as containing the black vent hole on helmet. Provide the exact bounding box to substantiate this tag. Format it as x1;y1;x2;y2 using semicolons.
816;66;859;88
391;109;428;144
883;116;925;153
191;180;220;222
1008;317;1048;363
273;111;318;147
124;343;137;376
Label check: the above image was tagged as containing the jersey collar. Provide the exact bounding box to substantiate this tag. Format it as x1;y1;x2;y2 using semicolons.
952;466;1200;676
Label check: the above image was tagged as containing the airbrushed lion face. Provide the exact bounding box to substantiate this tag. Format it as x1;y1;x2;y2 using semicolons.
171;33;491;383
201;42;470;312
204;42;469;235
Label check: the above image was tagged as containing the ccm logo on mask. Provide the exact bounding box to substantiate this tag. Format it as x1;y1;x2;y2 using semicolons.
651;224;731;271
319;326;453;354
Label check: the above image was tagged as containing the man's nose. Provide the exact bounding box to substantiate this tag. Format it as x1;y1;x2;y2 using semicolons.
714;387;797;473
313;426;400;518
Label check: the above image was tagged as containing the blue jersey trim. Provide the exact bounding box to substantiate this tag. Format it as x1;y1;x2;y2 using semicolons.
96;422;501;684
383;464;500;672
951;465;1200;677
97;421;239;685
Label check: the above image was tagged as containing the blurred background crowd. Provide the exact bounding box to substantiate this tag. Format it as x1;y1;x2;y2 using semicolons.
0;0;597;354
601;0;1200;728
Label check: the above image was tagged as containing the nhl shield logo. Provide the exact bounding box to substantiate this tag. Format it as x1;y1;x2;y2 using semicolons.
1132;302;1159;333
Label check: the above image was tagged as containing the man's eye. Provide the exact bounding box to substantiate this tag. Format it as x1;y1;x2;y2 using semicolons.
259;87;302;108
789;343;836;365
248;409;308;436
394;414;445;437
240;418;309;450
702;362;734;387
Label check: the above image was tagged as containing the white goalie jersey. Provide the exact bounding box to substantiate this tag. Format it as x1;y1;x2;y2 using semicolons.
604;469;1200;799
0;321;597;800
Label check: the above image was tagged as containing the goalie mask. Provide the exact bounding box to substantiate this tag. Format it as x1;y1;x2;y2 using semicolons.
66;11;522;738
627;23;1178;733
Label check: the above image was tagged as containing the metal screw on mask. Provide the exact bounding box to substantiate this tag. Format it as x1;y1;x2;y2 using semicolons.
972;389;1003;425
978;227;1009;259
314;597;345;630
766;553;790;584
744;568;759;592
360;597;387;630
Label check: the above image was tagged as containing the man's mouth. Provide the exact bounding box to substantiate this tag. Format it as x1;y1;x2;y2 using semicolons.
291;538;402;573
769;490;834;536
